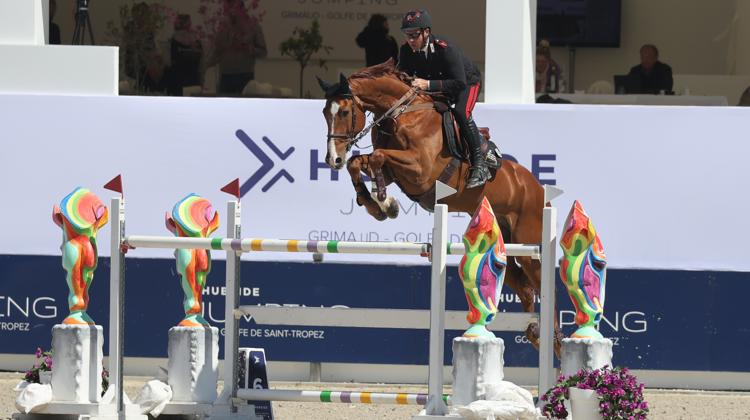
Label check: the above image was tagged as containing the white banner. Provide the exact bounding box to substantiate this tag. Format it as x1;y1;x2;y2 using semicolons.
0;94;748;271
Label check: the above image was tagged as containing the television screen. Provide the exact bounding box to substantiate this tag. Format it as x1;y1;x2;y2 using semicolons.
537;0;622;47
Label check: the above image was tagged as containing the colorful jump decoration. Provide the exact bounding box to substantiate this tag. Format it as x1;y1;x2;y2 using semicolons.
559;200;607;339
52;187;109;325
166;194;220;327
458;197;507;338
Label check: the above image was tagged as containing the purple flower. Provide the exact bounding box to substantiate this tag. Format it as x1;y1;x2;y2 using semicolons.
35;348;43;358
541;366;648;419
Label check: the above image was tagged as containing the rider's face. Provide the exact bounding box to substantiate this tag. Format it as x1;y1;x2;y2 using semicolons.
404;29;427;52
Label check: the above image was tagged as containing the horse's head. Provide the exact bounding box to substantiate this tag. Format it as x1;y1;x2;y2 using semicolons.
318;73;366;170
459;197;507;337
53;187;109;239
559;200;607;337
165;193;220;238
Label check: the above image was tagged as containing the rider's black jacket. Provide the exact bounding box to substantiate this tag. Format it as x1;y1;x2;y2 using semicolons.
397;34;482;102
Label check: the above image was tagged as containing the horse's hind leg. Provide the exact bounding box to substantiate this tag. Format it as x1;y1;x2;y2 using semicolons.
513;213;563;358
347;154;387;221
499;221;543;350
503;257;539;347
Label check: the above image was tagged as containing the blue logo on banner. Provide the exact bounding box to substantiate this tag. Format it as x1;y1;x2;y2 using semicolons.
239;348;274;420
236;130;295;195
237;129;557;193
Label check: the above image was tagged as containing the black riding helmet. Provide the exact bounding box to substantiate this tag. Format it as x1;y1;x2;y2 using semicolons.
401;9;432;31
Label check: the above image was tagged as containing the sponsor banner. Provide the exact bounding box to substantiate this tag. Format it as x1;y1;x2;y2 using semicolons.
1;254;748;372
0;95;748;271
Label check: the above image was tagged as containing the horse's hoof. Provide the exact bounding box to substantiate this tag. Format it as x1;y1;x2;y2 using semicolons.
372;211;388;221
525;322;541;346
385;198;399;219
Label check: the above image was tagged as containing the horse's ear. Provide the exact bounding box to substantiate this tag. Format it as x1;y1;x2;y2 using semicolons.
339;73;348;86
317;76;332;93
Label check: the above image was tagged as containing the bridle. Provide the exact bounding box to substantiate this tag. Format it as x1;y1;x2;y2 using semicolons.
326;94;363;153
326;87;421;152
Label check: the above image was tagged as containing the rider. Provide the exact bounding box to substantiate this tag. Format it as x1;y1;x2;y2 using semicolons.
396;9;489;189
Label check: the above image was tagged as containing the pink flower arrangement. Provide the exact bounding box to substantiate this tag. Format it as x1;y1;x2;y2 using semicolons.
197;0;266;45
23;347;52;384
23;347;109;395
541;366;649;419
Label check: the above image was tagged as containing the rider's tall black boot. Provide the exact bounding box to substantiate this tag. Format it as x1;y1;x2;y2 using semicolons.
465;118;490;189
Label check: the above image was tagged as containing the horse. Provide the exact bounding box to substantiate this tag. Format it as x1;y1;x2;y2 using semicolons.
318;59;560;355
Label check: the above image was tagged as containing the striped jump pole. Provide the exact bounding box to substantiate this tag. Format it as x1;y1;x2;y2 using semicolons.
447;242;540;259
124;236;432;256
236;388;449;406
123;236;541;258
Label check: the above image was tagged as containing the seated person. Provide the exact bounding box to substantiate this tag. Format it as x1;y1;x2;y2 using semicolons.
535;40;564;94
626;44;673;94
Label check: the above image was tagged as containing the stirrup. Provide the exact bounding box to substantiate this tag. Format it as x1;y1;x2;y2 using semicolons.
466;166;490;189
485;151;499;169
485;146;502;170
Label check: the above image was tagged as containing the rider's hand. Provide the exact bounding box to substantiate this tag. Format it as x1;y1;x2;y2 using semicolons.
411;78;429;90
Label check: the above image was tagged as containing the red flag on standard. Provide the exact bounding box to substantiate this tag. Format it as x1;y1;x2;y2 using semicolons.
220;178;241;199
103;174;123;195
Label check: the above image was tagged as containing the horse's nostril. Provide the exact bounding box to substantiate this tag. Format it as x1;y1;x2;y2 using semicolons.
335;157;342;164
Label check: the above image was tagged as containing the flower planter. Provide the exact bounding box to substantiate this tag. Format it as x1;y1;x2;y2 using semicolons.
39;371;52;385
541;367;648;419
569;387;602;420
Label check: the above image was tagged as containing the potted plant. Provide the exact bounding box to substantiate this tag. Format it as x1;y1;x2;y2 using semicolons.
279;19;333;98
540;366;649;420
22;347;110;395
23;348;52;385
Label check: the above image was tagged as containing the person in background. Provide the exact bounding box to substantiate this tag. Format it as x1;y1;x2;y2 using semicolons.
48;0;61;45
535;39;563;93
356;14;399;67
397;9;488;189
166;14;203;96
627;44;673;94
738;86;750;106
123;2;166;93
211;0;267;95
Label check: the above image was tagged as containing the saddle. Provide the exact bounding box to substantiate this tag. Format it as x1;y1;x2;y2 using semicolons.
396;101;505;212
433;101;502;170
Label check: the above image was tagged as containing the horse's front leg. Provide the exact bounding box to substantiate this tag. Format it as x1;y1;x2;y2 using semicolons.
369;166;399;219
370;149;426;182
347;154;390;221
370;148;428;195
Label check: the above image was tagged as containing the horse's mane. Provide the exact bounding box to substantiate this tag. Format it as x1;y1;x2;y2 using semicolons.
349;59;412;85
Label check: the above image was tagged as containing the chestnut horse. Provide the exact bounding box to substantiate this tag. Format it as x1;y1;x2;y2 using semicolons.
319;60;559;354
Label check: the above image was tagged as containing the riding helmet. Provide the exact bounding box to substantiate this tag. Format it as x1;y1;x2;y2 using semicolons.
401;9;432;31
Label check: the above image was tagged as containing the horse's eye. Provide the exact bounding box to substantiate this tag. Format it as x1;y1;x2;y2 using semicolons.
341;110;349;116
